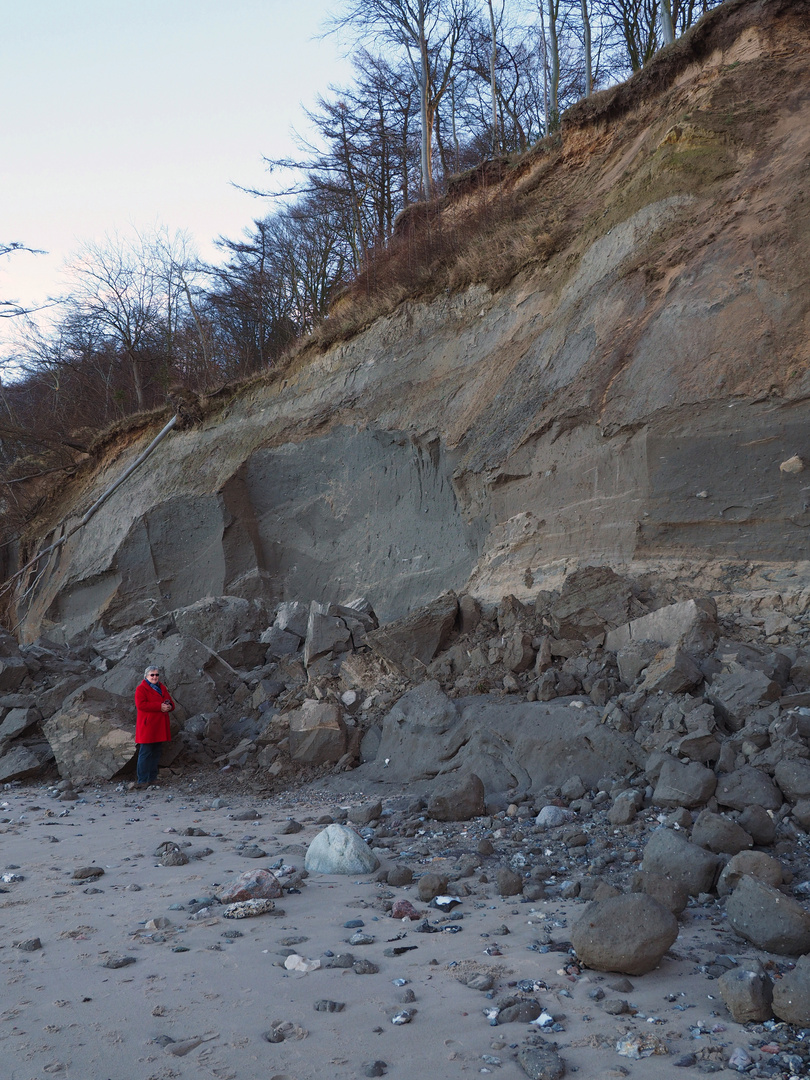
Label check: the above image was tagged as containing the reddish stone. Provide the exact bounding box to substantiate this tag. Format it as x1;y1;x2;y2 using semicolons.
391;899;420;920
216;868;282;903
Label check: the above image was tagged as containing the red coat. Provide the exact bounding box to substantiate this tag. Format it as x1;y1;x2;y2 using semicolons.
134;680;175;744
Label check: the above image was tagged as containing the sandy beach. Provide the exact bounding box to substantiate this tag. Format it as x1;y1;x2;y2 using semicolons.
0;771;785;1080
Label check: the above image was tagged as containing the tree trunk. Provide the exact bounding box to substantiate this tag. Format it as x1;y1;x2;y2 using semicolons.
487;0;499;155
547;0;560;128
581;0;592;96
418;17;433;200
660;0;676;45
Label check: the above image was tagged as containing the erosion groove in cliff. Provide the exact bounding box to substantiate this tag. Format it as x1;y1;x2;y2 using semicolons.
9;0;810;642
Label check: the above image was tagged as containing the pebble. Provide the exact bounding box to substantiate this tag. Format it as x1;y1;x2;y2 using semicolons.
362;1061;387;1077
102;954;136;968
314;999;345;1012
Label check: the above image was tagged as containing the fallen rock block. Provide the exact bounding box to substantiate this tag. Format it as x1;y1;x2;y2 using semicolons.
691;810;753;855
571;893;678;975
726;876;810;956
639;646;703;695
550;566;633;642
44;687;136;782
0;746;45;782
706;664;781;731
773;954;810;1024
288;701;346;766
606;598;718;655
718;964;774;1023
717;851;784;896
367;592;458;677
641;828;719;896
427;772;485;822
651;756;716;809
715;766;782;812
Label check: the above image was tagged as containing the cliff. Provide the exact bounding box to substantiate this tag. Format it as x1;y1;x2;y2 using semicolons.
11;0;810;644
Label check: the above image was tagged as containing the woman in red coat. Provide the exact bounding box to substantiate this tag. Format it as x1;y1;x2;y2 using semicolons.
134;665;175;786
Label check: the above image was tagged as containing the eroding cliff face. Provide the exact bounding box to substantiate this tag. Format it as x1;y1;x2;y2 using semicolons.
13;0;810;643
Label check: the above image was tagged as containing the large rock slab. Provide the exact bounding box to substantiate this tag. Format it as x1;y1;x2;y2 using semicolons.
0;655;27;691
367;592;458;677
549;566;633;641
606;597;719;655
43;687;136;782
303;602;353;667
304;824;380;874
641;829;720;896
571;893;678;975
367;682;645;792
726;877;810;956
288;701;347;766
639;646;703;694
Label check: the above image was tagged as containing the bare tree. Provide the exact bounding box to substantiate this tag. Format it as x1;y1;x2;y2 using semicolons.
329;0;473;200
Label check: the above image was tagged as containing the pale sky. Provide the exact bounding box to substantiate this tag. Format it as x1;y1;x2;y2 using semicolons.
2;0;352;328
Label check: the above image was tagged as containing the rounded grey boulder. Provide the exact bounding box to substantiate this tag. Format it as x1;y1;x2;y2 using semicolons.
571;893;678;976
304;824;380;874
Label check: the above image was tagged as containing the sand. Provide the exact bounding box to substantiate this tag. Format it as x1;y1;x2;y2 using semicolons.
0;775;772;1080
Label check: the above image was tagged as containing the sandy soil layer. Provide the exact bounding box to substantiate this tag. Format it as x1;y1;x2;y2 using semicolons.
0;776;781;1080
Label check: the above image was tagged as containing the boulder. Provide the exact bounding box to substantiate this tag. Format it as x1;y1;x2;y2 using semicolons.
608;790;641;826
303;602;353;667
427;772;485;821
606;598;718;655
496;868;524;896
717;851;784;897
44;687;136;781
0;705;42;742
288;701;346;766
691;811;753;855
216;636;267;669
726;877;810;956
0;746;44;782
772;954;810;1024
571;893;678;975
774;760;810;803
172;595;271;651
715;766;783;812
367;592;458;677
616;642;659;685
737;804;777;845
504;631;535;673
305;825;379;874
417;872;449;902
718;965;774;1023
636;871;689;915
516;1046;566;1080
273;600;310;640
0;655;27;691
550;566;633;641
641;829;720;896
259;626;301;658
216;869;283;904
706;664;781;731
639;646;703;695
651;757;716;809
